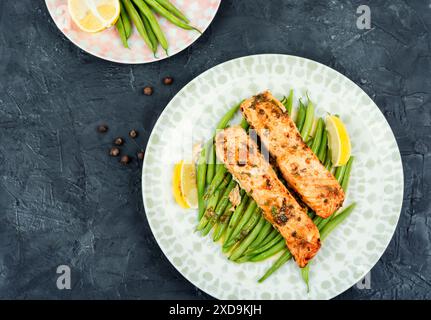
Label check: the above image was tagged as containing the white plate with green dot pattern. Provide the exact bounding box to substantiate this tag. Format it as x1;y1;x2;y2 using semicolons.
142;54;403;300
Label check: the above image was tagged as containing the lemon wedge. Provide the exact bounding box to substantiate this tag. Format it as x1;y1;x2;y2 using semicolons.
180;162;198;209
172;161;189;209
68;0;120;33
326;115;351;167
172;161;198;209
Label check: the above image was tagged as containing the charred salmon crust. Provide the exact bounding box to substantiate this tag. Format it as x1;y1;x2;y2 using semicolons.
215;126;320;267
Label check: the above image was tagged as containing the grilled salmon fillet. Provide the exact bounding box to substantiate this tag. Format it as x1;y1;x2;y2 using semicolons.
240;91;345;218
215;126;320;267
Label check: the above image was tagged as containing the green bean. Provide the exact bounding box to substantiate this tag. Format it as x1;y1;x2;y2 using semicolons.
283;89;294;115
318;201;353;232
214;162;225;176
247;233;283;256
316;216;331;230
214;180;235;214
206;141;216;185
196;189;220;231
295;101;306;130
307;209;315;219
222;242;234;253
204;167;227;199
300;265;310;292
140;13;158;54
324;151;332;169
225;209;260;249
217;101;242;129
242;214;270;250
320;203;356;241
123;0;153;51
132;0;168;54
240;118;249;130
235;207;261;241
120;0;132;38
197;146;207;220
313;215;323;228
203;179;237;234
115;15;129;48
341;156;354;192
201;218;215;236
300;95;315;140
249;239;286;262
224;201;258;248
144;0;201;33
216;174;231;192
197;175;230;230
311;118;324;154
230;215;266;261
258;249;292;283
247;222;273;251
317;129;328;163
202;182;232;236
224;194;249;245
235;254;253;263
258;228;279;248
154;0;190;23
213;207;231;241
335;165;347;183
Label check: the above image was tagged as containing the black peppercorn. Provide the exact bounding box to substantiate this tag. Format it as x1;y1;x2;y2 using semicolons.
162;76;173;85
109;147;120;157
129;129;138;139
143;86;153;95
114;137;124;146
97;124;108;133
120;155;131;165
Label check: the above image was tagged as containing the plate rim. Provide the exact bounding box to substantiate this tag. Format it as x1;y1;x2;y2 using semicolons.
45;0;221;65
141;53;404;299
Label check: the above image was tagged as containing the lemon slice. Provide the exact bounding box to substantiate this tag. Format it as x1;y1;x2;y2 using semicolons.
180;162;198;209
326;115;351;167
172;161;189;209
68;0;120;33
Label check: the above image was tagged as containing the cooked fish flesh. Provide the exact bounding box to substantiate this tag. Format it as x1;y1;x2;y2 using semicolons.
240;91;344;218
215;126;320;267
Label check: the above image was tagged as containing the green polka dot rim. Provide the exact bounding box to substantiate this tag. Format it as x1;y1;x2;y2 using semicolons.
141;54;404;300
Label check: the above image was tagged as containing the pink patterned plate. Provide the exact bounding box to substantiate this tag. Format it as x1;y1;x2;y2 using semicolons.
45;0;221;64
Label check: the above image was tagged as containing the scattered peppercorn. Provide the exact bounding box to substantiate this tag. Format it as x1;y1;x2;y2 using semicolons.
137;151;145;160
97;124;108;133
109;147;120;157
129;129;138;139
120;155;131;165
143;86;153;96
162;76;173;85
114;137;124;146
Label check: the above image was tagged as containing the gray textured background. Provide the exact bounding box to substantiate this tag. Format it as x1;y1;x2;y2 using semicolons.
0;0;430;299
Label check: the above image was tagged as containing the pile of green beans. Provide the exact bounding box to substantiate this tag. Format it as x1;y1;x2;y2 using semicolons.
195;92;355;291
116;0;200;53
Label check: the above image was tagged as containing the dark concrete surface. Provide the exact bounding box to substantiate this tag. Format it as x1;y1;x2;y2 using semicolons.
0;0;430;299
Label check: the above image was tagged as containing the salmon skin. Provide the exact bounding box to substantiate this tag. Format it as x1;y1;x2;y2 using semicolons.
215;126;320;267
240;91;345;219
